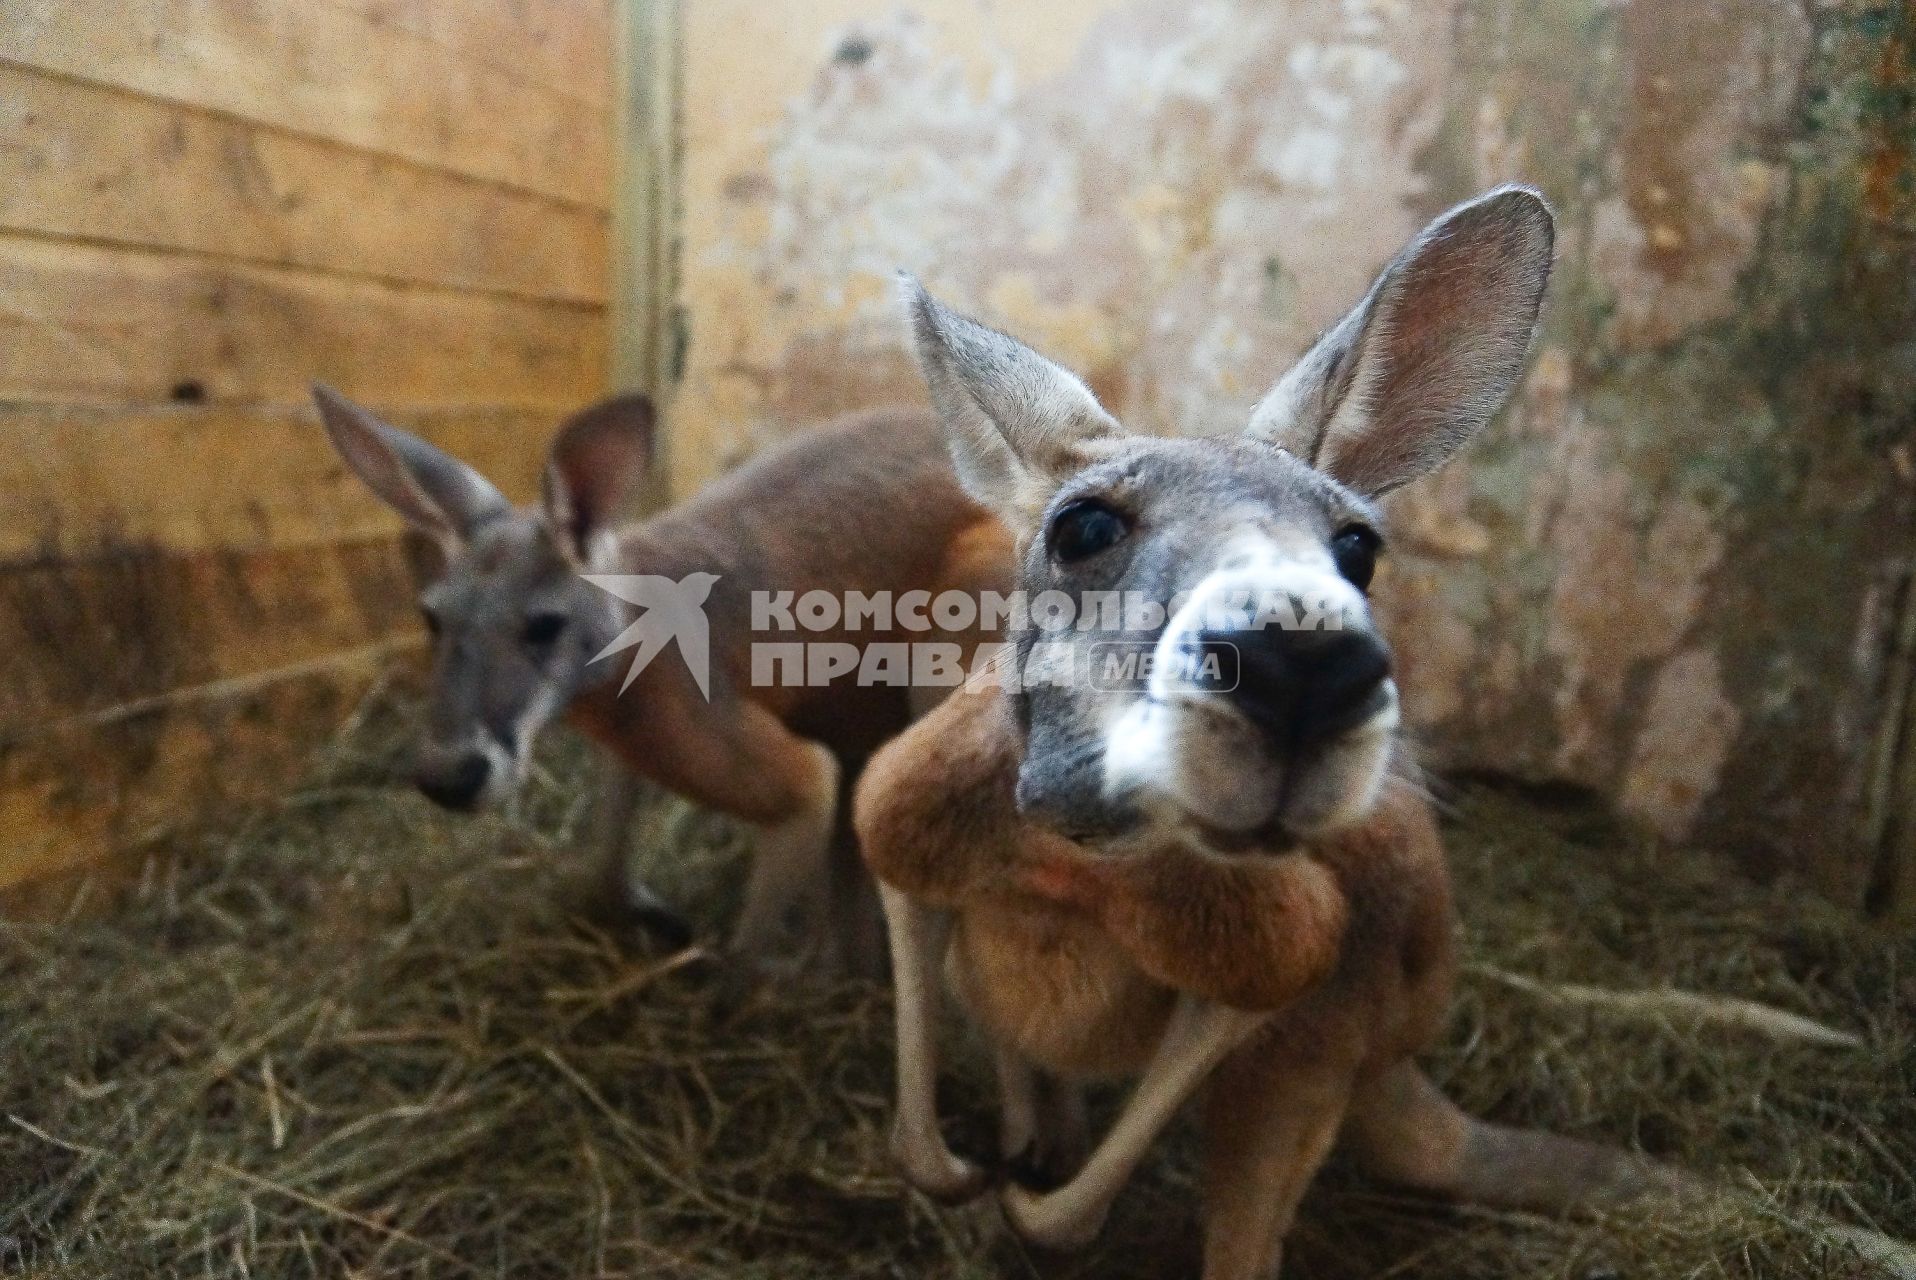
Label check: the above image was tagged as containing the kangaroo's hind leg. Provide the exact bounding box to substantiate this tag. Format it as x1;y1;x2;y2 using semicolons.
561;761;694;949
822;762;886;978
1341;1060;1686;1213
679;698;841;965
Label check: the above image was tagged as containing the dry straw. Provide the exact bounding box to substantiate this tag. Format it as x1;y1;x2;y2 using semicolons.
3;682;1911;1278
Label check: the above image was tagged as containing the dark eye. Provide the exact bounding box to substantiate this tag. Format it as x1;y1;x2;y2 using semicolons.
1330;525;1381;590
1048;499;1130;564
522;613;567;646
420;606;442;638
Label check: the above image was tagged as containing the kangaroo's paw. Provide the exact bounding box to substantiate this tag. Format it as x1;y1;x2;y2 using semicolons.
558;875;695;951
1006;1085;1089;1190
625;901;695;951
890;1122;992;1205
999;1181;1108;1252
1004;1103;1091;1193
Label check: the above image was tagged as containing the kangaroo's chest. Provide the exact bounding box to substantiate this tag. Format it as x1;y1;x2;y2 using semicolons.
946;900;1174;1080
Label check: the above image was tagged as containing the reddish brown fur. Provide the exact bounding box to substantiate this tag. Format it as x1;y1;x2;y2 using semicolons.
859;193;1680;1276
856;677;1675;1275
857;679;1417;1070
569;408;1010;826
551;406;1009;962
317;380;1013;960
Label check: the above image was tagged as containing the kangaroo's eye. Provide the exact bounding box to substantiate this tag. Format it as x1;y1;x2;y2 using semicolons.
1049;499;1130;564
1330;525;1381;591
523;613;567;646
420;607;442;638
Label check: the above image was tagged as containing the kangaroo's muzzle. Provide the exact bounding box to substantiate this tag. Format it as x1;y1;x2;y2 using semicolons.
1100;543;1399;839
1200;622;1392;755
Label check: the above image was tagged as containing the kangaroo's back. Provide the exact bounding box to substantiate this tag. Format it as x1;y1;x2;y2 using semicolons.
639;408;999;607
614;406;1011;759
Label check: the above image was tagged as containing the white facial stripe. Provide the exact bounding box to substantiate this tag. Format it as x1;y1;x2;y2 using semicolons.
501;678;568;790
475;737;517;807
449;673;565;809
1099;530;1396;837
1101;697;1281;832
1148;533;1365;702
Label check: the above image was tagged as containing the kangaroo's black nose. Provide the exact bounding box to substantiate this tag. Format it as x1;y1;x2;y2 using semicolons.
1195;623;1392;752
415;753;491;811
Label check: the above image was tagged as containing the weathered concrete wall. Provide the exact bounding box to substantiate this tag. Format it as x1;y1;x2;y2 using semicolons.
675;0;1916;907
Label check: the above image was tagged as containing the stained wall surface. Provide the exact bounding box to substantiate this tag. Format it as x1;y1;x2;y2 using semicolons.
674;0;1916;906
1;2;614;887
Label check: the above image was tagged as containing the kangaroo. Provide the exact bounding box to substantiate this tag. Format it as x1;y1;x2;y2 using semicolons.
314;388;1009;964
854;188;1688;1277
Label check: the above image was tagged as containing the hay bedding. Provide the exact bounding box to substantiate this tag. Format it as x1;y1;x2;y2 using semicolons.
3;683;1912;1279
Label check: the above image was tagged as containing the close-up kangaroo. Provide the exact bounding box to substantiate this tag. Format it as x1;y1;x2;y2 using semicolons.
855;188;1694;1278
314;388;1009;965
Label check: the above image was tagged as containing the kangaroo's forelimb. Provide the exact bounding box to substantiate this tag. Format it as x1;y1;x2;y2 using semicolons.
880;885;992;1203
999;996;1266;1251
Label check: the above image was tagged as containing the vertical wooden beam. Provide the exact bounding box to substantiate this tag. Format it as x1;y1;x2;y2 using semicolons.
611;0;683;514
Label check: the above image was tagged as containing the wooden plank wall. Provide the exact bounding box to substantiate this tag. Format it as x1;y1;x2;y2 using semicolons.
0;2;614;888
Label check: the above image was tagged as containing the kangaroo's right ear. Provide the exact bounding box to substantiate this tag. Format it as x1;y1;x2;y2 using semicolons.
542;392;655;569
313;384;509;548
900;274;1124;527
1245;186;1555;498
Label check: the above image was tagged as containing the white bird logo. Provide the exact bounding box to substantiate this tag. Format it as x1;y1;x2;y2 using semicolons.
582;572;721;699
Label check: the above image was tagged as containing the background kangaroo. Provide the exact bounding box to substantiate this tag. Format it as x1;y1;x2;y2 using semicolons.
315;389;1009;964
855;189;1688;1278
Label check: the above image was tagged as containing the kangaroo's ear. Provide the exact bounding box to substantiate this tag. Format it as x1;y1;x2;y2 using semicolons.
1246;186;1555;497
313;384;509;548
542;392;655;569
900;275;1124;526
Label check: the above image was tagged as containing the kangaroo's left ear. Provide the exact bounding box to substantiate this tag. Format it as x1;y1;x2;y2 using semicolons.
313;383;510;552
542;393;655;569
900;274;1125;528
1246;186;1555;497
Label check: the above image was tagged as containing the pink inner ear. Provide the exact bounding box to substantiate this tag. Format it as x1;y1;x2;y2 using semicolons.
554;430;640;516
315;383;495;538
545;395;655;554
1322;198;1553;498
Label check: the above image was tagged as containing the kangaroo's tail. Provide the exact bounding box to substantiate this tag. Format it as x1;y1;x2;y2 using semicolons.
1342;1061;1694;1212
